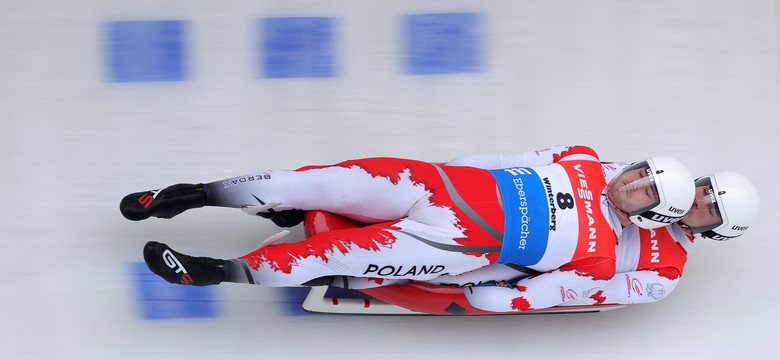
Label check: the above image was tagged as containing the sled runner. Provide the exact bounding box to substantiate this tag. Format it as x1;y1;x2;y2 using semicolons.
294;210;625;315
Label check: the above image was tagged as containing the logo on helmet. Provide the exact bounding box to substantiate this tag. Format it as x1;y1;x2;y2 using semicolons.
650;214;680;224
707;188;717;203
732;225;749;231
668;206;686;215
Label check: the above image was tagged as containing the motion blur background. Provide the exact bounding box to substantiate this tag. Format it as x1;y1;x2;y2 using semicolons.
2;0;779;359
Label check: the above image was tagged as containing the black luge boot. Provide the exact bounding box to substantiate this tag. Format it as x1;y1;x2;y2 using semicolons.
143;241;224;286
120;183;207;221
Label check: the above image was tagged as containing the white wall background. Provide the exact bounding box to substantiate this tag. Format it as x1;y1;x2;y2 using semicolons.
1;0;779;359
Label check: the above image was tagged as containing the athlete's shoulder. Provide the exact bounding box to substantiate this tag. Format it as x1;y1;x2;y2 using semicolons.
635;224;690;279
551;145;600;163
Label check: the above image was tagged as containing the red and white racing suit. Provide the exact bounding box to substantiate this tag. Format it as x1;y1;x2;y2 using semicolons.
425;149;692;310
204;146;623;300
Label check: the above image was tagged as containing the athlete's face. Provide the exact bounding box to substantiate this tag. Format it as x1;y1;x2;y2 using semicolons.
682;184;722;229
607;165;660;214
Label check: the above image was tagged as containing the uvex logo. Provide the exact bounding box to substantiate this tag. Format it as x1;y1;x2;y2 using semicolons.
651;214;679;224
163;249;193;284
138;189;163;209
668;206;686;215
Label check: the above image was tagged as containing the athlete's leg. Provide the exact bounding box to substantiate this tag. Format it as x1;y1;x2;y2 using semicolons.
145;218;500;287
203;158;438;223
231;216;504;286
121;158;435;222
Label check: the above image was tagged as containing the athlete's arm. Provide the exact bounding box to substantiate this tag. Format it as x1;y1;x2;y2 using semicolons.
587;269;680;305
463;268;611;312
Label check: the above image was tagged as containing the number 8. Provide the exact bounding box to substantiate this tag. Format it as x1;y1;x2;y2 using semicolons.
556;192;575;209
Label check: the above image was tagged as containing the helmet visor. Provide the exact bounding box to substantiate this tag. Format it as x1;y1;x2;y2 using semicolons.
611;161;661;216
685;177;724;233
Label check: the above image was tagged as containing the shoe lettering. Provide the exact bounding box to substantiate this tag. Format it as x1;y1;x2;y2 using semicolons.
138;194;154;208
138;189;163;209
163;249;188;275
162;250;194;284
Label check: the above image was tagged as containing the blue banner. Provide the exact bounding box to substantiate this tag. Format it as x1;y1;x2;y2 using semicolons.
489;168;549;266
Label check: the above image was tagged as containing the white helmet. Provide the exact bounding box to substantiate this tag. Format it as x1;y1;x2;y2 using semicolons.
609;156;696;229
687;171;760;241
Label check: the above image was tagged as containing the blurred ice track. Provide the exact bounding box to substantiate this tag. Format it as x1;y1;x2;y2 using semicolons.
1;1;779;359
